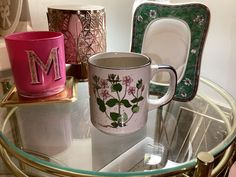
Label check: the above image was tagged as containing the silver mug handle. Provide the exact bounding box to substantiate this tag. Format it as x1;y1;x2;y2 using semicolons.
148;64;177;110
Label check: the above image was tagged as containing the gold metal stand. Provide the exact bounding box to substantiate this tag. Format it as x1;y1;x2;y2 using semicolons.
194;152;214;177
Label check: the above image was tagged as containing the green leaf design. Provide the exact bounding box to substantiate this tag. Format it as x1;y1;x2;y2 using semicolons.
131;98;138;103
110;112;121;121
131;96;144;103
111;122;118;128
93;83;101;90
93;75;100;82
111;83;122;92
138;96;144;102
136;79;143;89
121;99;132;108
108;74;120;83
118;112;128;122
97;98;106;112
132;105;140;113
109;74;116;80
118;122;126;127
106;99;119;107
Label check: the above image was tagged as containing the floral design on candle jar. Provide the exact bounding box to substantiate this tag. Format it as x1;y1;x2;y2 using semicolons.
92;74;145;128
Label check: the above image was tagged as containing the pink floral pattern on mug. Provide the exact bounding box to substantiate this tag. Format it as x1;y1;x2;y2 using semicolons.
92;74;145;128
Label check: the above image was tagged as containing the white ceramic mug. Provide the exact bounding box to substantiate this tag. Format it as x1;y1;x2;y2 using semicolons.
88;52;177;135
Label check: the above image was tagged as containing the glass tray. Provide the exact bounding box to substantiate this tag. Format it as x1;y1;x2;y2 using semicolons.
0;77;235;176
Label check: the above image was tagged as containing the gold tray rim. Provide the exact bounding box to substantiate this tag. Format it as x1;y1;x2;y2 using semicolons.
0;76;77;107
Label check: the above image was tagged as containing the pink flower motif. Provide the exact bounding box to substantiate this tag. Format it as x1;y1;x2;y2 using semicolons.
100;89;110;100
99;79;108;89
122;76;133;86
128;87;136;95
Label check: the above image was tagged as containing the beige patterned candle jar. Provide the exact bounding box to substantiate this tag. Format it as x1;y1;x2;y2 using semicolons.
47;5;106;80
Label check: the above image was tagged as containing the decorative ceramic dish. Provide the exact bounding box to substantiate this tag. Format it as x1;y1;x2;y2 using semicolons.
0;76;77;107
0;0;23;36
131;2;210;101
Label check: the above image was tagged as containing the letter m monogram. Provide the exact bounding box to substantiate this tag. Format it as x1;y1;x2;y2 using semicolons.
26;48;61;84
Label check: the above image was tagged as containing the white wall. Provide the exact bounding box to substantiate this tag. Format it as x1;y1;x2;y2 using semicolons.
20;0;236;100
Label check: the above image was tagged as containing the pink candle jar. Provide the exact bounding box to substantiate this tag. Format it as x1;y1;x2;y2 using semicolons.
5;31;66;98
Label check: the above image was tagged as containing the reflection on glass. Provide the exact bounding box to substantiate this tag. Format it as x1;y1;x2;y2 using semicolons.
16;103;72;157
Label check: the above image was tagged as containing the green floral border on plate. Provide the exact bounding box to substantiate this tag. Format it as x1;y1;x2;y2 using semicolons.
131;2;210;102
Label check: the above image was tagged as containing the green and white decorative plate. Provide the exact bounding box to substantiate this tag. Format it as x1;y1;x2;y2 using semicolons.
131;2;210;102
